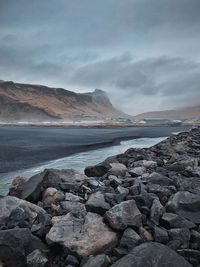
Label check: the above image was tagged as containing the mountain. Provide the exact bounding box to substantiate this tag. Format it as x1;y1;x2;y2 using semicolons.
134;106;200;122
0;81;123;123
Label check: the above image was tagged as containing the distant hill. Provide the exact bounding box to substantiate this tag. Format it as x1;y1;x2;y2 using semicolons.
134;106;200;122
0;81;123;123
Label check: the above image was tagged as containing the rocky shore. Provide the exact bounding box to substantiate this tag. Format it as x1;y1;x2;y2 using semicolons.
1;127;200;267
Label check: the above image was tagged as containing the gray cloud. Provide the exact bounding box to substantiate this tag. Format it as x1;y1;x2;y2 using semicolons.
0;0;200;114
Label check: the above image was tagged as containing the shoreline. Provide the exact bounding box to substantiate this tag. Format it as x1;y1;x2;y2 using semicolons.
0;126;187;174
0;127;200;266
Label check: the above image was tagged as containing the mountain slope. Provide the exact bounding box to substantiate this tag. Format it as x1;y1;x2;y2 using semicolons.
134;106;200;121
0;81;122;123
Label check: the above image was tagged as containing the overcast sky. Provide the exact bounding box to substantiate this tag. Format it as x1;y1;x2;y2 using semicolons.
0;0;200;115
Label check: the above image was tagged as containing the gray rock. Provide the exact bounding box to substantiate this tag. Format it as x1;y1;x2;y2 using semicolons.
134;160;157;169
129;167;146;177
105;200;142;230
166;191;200;223
9;176;27;198
178;249;200;266
42;187;65;205
61;200;86;214
161;212;196;229
0;196;50;236
147;184;175;198
144;172;174;186
0;228;47;267
190;230;200;250
108;163;127;177
150;198;165;225
116;185;129;195
85;164;111;177
46;212;118;258
120;228;142;251
65;192;84;202
83;254;111;267
86;191;111;215
111;242;192;267
154;226;169;244
108;175;122;189
168;228;191;248
27;249;48;267
21;169;88;202
65;255;79;266
139;227;154;241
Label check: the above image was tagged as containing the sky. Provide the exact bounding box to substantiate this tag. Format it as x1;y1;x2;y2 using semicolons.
0;0;200;115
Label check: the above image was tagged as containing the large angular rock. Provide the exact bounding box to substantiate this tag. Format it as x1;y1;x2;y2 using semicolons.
20;169;88;202
86;191;111;215
27;249;48;267
0;228;47;267
108;163;127;177
9;176;27;198
134;160;157;169
129;167;146;177
120;228;142;251
42;187;65;205
111;242;192;267
105;200;142;230
0;196;50;235
83;254;111;267
46;212;118;258
85;164;111;177
150;198;165;225
161;213;196;229
166;191;200;223
168;228;191;249
144;172;174;186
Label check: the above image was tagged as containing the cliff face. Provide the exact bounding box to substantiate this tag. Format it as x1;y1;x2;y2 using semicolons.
0;81;122;123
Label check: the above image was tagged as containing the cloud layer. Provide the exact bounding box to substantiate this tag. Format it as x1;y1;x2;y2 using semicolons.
0;0;200;114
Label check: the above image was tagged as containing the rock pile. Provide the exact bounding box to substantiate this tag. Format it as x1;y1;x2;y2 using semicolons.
1;127;200;266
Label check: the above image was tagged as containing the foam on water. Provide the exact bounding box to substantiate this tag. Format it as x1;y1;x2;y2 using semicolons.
0;136;166;193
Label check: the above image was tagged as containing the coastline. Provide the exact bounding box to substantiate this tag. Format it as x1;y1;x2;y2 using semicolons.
0;125;187;174
0;127;200;266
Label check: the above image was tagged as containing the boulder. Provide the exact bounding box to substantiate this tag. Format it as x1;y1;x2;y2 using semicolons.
154;226;169;244
144;172;174;186
46;212;118;258
168;228;191;248
0;228;47;267
85;164;111;177
0;196;50;235
129;167;146;177
150;198;165;225
166;191;200;223
105;200;142;230
86;191;111;215
111;242;192;267
178;249;200;266
161;212;196;229
20;169;88;202
9;176;27;198
27;249;48;267
42;187;65;205
108;163;127;177
134;160;157;169
82;254;111;267
65;192;84;202
60;200;86;215
120;228;142;251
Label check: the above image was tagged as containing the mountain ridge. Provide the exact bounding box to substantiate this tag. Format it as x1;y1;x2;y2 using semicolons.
134;106;200;122
0;80;123;123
